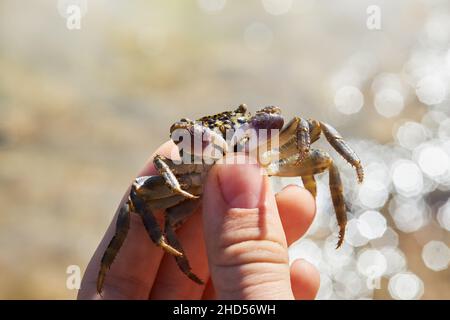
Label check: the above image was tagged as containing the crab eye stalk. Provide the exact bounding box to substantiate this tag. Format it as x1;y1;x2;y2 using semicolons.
235;104;248;114
170;119;194;134
257;106;282;115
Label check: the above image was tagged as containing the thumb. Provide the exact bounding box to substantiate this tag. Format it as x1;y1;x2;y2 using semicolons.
202;154;293;299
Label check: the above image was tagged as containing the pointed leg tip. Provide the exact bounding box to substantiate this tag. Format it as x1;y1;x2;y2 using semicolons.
178;189;199;199
96;284;104;297
189;273;205;285
168;246;184;257
356;167;364;184
159;240;184;256
97;271;106;296
174;250;183;257
357;174;364;184
336;233;345;249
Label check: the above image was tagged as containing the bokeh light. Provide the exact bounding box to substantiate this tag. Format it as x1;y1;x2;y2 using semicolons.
396;122;429;150
357;249;387;278
391;160;424;197
422;12;450;48
415;143;449;178
371;73;405;95
370;227;400;249
439;118;450;140
415;75;448;105
437;200;450;231
323;234;354;268
388;272;424;300
315;274;333;300
357;162;390;209
334;270;367;299
345;218;370;247
334;86;364;115
288;239;322;268
358;210;387;240
374;89;404;118
390;198;430;233
381;247;407;276
421;241;449;272
422;110;447;130
358;180;389;209
244;22;273;52
197;0;226;13
261;0;292;15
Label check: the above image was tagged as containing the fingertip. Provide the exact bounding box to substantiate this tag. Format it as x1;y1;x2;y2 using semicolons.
275;185;316;245
281;184;316;212
216;156;264;209
290;259;320;300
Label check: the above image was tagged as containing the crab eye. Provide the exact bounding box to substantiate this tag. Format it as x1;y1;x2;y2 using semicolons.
235;104;248;114
257;106;281;114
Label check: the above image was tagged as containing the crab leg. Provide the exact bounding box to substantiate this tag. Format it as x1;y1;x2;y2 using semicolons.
153;155;199;199
164;213;204;285
154;157;212;176
319;122;364;183
266;150;347;248
141;175;204;285
307;119;322;143
259;117;310;165
135;173;203;204
164;198;203;285
96;164;208;294
328;162;347;248
130;185;183;257
266;149;332;177
301;175;317;199
278;117;311;161
166;198;202;229
97;199;131;294
276;118;363;184
276;135;297;160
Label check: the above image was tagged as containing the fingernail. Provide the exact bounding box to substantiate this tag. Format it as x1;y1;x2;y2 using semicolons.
217;156;264;208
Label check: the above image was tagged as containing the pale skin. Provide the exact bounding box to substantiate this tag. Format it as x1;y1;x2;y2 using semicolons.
78;141;320;300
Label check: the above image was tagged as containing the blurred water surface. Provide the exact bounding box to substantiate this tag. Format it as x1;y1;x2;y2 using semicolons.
0;0;448;299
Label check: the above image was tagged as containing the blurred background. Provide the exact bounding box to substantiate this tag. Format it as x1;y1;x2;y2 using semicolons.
0;0;449;299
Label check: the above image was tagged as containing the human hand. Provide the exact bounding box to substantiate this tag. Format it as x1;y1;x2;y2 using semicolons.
78;141;319;299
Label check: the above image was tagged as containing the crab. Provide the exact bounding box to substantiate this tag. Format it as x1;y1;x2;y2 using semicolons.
96;104;364;294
